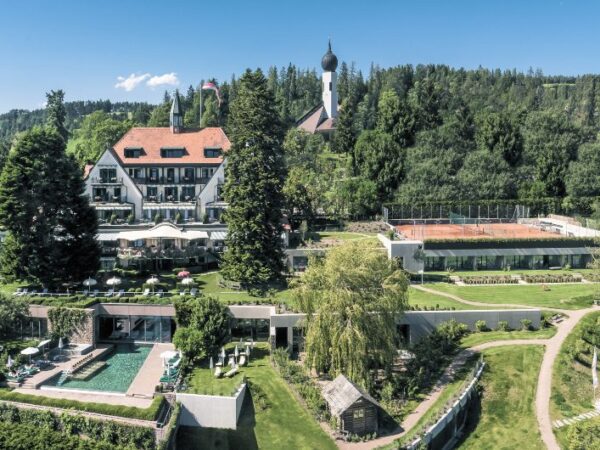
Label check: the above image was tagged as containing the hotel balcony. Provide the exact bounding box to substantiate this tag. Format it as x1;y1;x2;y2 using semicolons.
91;176;123;185
133;176;209;185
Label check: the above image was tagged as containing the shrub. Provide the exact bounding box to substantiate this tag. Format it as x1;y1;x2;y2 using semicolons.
175;212;183;224
496;321;510;331
520;319;533;331
475;320;488;332
202;212;209;224
0;389;164;421
154;213;163;224
127;213;135;224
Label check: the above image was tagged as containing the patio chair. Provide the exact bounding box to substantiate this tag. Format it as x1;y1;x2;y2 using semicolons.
40;288;48;296
13;288;22;296
18;288;28;297
116;289;124;298
190;288;198;297
238;355;247;367
29;289;37;296
224;366;239;378
142;288;150;297
89;290;99;297
214;366;223;378
155;289;164;298
105;288;114;297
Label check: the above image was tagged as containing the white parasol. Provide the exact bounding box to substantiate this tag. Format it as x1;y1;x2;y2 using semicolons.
20;347;39;363
181;277;194;285
106;277;122;286
83;277;97;293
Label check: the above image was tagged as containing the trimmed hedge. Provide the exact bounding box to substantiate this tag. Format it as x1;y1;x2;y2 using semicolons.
0;403;156;449
0;389;165;421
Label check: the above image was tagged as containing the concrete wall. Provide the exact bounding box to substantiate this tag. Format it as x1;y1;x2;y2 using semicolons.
176;383;246;429
93;303;176;317
378;234;424;272
401;309;541;343
198;161;225;216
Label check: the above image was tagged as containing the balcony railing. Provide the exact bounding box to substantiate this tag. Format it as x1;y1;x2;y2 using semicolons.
118;246;206;259
144;195;196;203
92;195;127;203
91;177;123;184
134;176;202;185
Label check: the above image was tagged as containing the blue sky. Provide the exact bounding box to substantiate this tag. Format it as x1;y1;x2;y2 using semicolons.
1;0;599;113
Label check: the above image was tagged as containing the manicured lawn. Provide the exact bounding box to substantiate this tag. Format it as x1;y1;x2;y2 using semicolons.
177;343;335;450
459;345;545;450
551;311;600;421
460;327;556;348
194;272;294;304
429;283;598;310
316;231;375;240
185;342;262;396
408;286;497;310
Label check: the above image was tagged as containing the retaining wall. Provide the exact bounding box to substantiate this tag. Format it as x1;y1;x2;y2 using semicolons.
175;383;246;429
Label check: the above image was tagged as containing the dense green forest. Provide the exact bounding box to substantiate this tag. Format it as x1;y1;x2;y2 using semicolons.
3;63;600;219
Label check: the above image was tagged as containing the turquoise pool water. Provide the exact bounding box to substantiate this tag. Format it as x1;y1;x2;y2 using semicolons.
43;344;151;393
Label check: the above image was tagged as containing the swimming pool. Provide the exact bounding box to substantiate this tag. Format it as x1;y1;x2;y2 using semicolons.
43;344;151;393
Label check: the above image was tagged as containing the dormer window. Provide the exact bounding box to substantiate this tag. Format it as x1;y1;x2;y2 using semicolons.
160;147;186;158
124;147;143;158
204;148;222;158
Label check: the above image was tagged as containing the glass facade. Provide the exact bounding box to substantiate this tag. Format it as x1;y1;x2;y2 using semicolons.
19;318;48;339
422;253;590;271
230;318;269;341
97;316;174;343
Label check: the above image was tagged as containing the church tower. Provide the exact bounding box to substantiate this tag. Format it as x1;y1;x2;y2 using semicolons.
321;40;338;119
170;92;183;133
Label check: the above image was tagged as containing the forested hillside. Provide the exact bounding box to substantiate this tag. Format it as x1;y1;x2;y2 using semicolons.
3;63;600;219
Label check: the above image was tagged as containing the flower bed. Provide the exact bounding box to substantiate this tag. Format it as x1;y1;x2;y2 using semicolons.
459;275;518;285
523;274;581;284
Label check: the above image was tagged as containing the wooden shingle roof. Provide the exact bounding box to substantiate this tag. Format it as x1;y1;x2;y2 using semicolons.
322;375;381;416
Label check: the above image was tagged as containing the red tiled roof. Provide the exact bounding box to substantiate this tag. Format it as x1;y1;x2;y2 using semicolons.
83;164;94;179
112;127;231;165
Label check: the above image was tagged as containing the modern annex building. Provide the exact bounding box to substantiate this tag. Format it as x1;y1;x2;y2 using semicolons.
84;94;231;225
380;205;600;273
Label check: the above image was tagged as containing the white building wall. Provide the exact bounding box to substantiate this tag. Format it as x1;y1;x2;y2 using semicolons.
322;71;338;119
176;384;246;429
84;150;143;219
198;160;225;215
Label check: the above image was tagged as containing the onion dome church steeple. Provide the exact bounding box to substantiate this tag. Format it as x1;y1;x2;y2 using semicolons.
170;92;183;134
321;40;338;72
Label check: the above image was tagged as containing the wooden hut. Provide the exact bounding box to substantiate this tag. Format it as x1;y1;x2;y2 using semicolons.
322;374;381;436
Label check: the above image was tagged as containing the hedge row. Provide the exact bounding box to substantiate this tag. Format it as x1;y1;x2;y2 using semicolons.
0;402;155;449
0;389;165;421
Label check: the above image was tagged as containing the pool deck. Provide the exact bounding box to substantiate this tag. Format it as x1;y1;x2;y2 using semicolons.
126;342;175;398
20;344;114;389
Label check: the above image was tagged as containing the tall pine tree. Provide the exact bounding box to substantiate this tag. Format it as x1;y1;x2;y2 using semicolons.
0;115;100;285
221;69;285;289
45;90;68;141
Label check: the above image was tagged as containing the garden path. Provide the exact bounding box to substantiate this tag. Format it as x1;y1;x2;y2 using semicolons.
337;287;599;450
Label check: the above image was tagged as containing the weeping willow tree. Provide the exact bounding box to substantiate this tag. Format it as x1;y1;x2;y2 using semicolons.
294;240;409;389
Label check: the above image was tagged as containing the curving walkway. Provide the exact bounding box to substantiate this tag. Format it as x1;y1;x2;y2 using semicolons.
335;286;599;449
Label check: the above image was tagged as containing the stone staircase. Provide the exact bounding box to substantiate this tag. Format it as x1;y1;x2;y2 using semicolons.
70;360;106;380
552;401;600;429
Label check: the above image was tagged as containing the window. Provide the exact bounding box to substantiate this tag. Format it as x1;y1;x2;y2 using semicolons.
129;168;142;179
182;168;195;182
99;168;117;183
148;168;159;182
166;168;175;182
204;148;222;158
160;147;185;158
147;186;157;200
124;147;142;158
353;408;365;419
182;186;195;201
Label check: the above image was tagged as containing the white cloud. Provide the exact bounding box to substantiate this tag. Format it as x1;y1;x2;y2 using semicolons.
146;72;180;88
114;73;151;91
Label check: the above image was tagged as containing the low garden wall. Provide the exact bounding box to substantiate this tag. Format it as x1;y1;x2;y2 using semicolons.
402;310;541;343
175;383;246;429
405;361;485;450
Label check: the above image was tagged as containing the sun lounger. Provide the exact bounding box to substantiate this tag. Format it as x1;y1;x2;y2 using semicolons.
238;355;246;367
18;289;28;297
88;289;98;297
155;289;163;297
214;366;223;378
40;288;48;296
224;366;239;378
190;288;197;296
13;288;22;296
105;288;114;297
142;288;150;297
29;289;37;296
6;374;24;383
116;289;124;298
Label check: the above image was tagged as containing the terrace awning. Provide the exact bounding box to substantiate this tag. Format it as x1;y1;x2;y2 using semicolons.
210;231;227;241
97;232;121;241
143;204;196;210
117;223;208;241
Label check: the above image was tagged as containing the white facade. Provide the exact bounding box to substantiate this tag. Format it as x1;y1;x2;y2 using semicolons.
85;150;143;220
322;70;338;119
